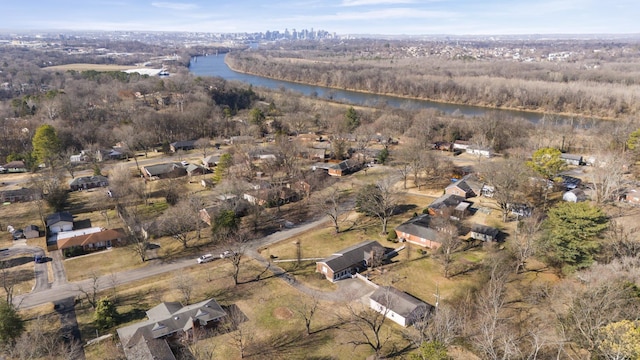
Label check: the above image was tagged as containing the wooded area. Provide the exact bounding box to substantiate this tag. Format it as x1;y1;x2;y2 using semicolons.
225;39;640;119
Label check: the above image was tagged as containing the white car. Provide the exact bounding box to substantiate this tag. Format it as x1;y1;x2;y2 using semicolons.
220;250;234;259
197;254;214;264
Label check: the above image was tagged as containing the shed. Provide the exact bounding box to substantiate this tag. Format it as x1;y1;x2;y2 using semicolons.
469;224;500;242
369;286;432;327
23;225;40;239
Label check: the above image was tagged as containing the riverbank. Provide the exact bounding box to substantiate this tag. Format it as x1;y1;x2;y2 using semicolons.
223;56;612;122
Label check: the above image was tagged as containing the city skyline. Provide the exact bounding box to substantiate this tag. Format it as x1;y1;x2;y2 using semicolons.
1;0;638;36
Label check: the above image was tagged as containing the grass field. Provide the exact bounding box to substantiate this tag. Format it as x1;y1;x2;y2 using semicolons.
43;64;140;72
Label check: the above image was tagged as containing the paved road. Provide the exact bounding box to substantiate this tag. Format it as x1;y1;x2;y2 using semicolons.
14;212;371;309
0;241;48;293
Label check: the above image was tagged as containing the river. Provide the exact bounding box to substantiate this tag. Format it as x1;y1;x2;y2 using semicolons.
188;54;595;126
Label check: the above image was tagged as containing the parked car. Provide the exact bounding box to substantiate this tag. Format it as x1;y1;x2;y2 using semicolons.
34;255;44;263
220;250;235;258
197;254;214;264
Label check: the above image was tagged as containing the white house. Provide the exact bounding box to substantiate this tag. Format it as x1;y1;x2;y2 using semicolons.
45;212;74;234
369;286;432;327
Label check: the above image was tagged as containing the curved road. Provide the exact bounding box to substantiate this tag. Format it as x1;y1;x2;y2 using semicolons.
0;241;48;293
13;209;373;310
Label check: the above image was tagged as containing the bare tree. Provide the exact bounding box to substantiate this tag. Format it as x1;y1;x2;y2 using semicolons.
344;298;392;357
355;177;399;235
76;271;100;309
226;306;252;358
585;152;629;204
174;273;194;305
195;137;211;158
118;205;150;262
293;296;319;336
315;187;352;234
602;219;640;261
433;220;462;279
472;258;515;360
480;157;529;222
0;261;15;304
509;213;543;274
160;197;204;249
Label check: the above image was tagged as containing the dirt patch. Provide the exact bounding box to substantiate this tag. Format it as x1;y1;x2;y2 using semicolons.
273;306;294;320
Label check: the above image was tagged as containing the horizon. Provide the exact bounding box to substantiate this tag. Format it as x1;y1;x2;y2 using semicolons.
1;0;638;36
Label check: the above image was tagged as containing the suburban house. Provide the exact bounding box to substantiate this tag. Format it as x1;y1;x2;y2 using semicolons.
185;164;211;177
0;187;41;203
170;140;196;153
229;135;254;145
560;153;583;166
117;298;227;360
202;155;220;168
23;225;40;239
369;286;432;327
46;211;74;234
328;160;351;177
469;224;500;242
69;175;109;191
141;163;187;180
395;214;443;249
445;175;484;199
2;160;28;173
316;240;386;282
57;228;125;254
427;194;471;219
466;145;493;158
508;203;533;218
563;188;587;203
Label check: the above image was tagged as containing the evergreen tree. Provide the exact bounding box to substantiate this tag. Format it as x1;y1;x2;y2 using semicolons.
542;202;608;273
0;300;24;345
31;124;61;169
94;297;119;330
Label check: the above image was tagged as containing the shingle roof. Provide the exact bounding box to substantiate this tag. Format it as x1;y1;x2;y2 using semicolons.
56;228;124;250
428;194;466;211
117;298;226;351
319;240;383;273
45;211;74;227
471;224;500;238
370;286;432;318
143;163;183;176
69;175;109;187
395;214;440;242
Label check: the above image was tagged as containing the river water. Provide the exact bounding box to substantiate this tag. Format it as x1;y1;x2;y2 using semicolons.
189;54;594;126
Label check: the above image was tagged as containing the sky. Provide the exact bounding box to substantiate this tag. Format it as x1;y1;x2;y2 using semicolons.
1;0;638;36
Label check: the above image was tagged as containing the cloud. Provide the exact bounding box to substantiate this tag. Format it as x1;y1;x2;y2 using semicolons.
341;0;415;6
286;7;457;22
151;2;198;10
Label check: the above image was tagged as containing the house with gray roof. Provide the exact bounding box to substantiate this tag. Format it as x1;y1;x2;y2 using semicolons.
469;224;500;242
170;140;196;153
393;214;458;249
427;194;471;219
117;298;227;360
45;211;74;234
141;163;187;180
0;187;41;203
69;175;109;191
316;240;385;282
369;286;432;327
445;174;484;199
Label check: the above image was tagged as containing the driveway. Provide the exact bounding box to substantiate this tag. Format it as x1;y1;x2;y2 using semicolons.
0;241;49;293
